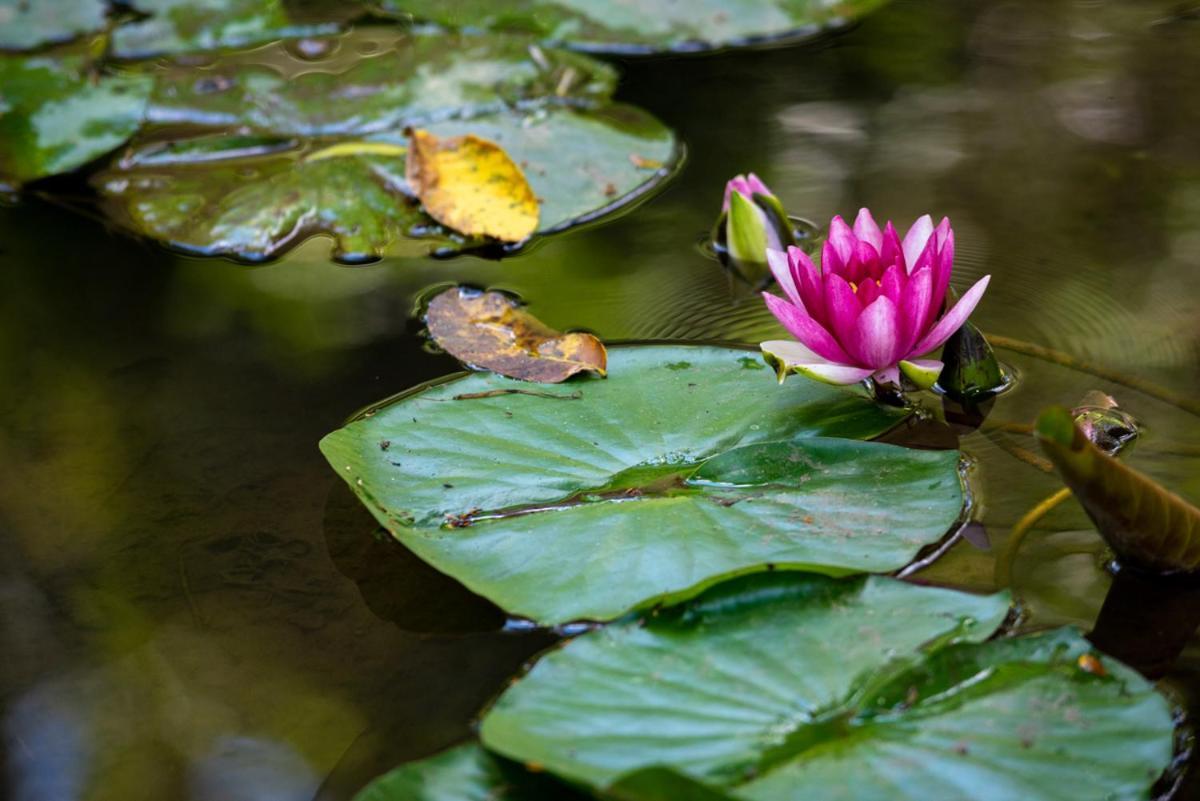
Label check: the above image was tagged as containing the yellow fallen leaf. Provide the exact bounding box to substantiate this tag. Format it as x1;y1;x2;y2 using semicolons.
405;129;539;243
426;287;606;384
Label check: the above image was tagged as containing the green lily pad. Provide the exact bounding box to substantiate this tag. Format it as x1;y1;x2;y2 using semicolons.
372;0;890;54
140;29;616;136
112;0;340;59
480;573;1175;800
0;0;108;51
319;344;969;625
91;30;675;262
354;742;738;801
353;744;564;801
0;52;153;187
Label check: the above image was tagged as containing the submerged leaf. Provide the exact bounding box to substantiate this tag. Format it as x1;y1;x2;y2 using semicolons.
1036;405;1200;572
480;572;1174;800
406;129;539;242
318;344;961;625
426;288;606;383
371;0;891;54
0;0;108;51
0;53;153;187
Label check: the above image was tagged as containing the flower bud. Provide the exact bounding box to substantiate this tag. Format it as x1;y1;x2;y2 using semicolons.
714;173;795;286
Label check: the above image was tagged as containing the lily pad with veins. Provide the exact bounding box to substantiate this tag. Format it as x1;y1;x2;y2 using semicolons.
91;29;678;262
480;572;1174;801
319;344;964;624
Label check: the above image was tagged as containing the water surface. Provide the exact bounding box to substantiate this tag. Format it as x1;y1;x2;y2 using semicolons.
2;1;1200;798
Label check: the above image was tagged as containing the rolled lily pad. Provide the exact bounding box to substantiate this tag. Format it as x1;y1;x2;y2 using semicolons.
0;0;108;51
319;344;969;625
112;0;340;59
1037;406;1200;573
372;0;891;54
92;30;676;261
0;52;154;187
480;573;1175;800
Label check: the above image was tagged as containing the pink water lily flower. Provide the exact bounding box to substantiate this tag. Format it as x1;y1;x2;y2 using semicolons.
760;209;990;387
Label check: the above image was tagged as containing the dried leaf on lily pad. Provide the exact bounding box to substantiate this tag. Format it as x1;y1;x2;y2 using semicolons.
426;287;606;383
1036;406;1200;573
406;129;539;243
89;29;677;262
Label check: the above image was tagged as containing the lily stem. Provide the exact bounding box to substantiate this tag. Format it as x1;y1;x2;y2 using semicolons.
986;333;1200;418
993;487;1073;587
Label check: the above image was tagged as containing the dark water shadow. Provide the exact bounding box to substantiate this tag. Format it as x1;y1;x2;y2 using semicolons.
323;481;508;634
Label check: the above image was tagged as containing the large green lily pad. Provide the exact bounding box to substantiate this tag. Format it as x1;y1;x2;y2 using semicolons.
319;344;968;625
373;0;890;54
111;0;341;58
0;52;153;187
91;29;676;262
0;0;108;51
480;573;1175;800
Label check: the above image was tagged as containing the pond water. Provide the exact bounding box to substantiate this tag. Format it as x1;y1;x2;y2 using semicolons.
2;0;1200;798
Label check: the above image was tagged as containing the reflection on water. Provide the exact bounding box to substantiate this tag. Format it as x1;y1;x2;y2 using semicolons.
1;0;1199;797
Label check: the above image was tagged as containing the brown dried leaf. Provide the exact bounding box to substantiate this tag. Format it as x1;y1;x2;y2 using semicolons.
426;288;607;383
405;128;540;242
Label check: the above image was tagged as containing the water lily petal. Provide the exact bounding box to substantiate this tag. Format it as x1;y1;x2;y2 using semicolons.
853;208;883;251
874;365;901;386
789;361;875;385
759;339;867;384
767;248;803;307
791;246;827;325
931;228;956;318
909;233;937;276
762;291;852;363
899;359;944;390
850;295;902;370
880;263;906;306
856;239;881;279
722;174;754;211
934;216;952;249
900;266;934;355
880;221;903;268
825;215;856;278
761;339;874;385
823;273;862;351
910;275;991;356
857;277;881;307
747;172;772;198
902;214;934;272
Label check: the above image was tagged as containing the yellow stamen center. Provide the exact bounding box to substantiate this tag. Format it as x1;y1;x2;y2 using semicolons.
848;278;883;294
